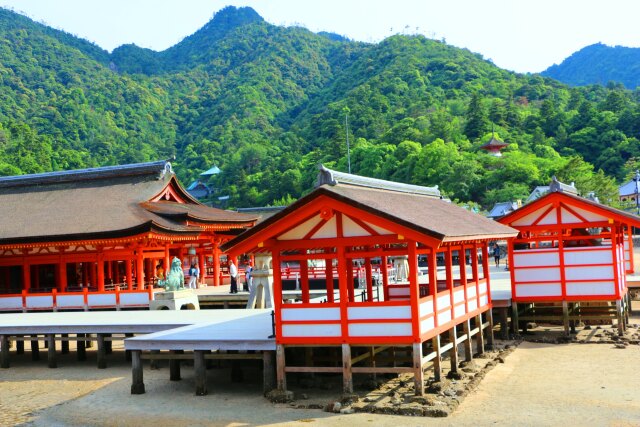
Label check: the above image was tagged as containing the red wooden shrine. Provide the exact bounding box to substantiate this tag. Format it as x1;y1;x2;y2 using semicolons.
0;161;256;311
223;166;517;394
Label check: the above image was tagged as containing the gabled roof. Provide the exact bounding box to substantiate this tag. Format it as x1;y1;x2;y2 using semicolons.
200;166;221;176
619;172;640;197
222;183;517;254
480;137;508;150
488;201;518;219
0;161;255;245
499;190;640;228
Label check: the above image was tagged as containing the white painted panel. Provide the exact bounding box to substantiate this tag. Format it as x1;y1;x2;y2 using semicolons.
419;299;433;317
537;209;558;225
0;297;22;310
420;317;435;333
467;286;476;298
566;282;615;296
512;205;553;226
479;282;487;294
348;305;411;320
437;294;450;308
368;222;393;235
282;324;341;337
342;215;370;237
438;311;452;324
514;251;559;267
454;304;466;318
389;287;410;297
25;295;53;309
515;267;560;282
560;207;581;224
87;294;117;307
312;215;338;239
626;261;631;270
278;215;322;240
569;206;607;222
564;249;612;265
281;307;340;321
56;295;85;308
119;293;150;306
479;296;489;306
516;283;561;297
565;265;613;281
349;322;412;337
624;240;630;250
468;299;478;311
453;289;465;304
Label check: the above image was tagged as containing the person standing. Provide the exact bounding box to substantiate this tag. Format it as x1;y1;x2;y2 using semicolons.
229;259;238;294
493;242;501;267
244;261;253;292
188;263;198;289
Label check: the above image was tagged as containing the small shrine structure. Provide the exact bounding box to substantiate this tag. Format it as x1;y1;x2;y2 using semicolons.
480;136;508;157
222;166;517;395
498;178;639;334
0;161;256;311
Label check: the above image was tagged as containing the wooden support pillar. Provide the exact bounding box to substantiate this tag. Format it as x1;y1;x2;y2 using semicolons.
342;343;353;394
476;314;485;355
276;344;286;392
97;334;106;369
16;336;24;354
616;300;625;336
449;327;458;373
131;350;145;394
562;300;570;335
486;309;495;349
47;334;57;368
77;334;86;361
169;350;181;381
432;334;441;381
263;350;276;394
511;302;519;335
61;334;69;354
105;333;112;354
125;333;133;361
194;350;208;396
1;335;9;368
463;319;473;362
150;350;160;369
499;307;509;339
412;342;424;395
30;337;40;361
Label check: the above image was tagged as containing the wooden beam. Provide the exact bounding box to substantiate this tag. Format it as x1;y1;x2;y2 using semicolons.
0;335;9;368
194;350;208;396
342;343;353;394
463;319;473;362
432;334;441;381
449;328;458;373
276;344;286;392
97;334;106;369
413;342;424;396
47;334;57;369
263;351;276;394
169;350;181;381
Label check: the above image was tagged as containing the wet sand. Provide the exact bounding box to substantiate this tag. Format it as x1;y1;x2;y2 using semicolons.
0;334;638;426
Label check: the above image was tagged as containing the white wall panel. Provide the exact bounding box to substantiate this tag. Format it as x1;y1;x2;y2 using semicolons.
419;299;433;317
420;317;435;333
119;293;150;306
87;294;117;307
564;248;612;265
438;311;452;324
348;305;411;320
56;295;85;308
0;297;22;310
437;293;451;308
453;288;465;304
25;295;53;309
349;322;412;337
479;296;489;306
454;304;466;318
513;251;559;267
282;324;341;337
516;283;561;297
281;307;340;321
565;265;613;281
468;299;478;311
566;282;615;296
515;267;560;282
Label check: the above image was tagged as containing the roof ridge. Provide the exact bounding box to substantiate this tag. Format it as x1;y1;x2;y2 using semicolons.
0;160;172;189
316;165;441;197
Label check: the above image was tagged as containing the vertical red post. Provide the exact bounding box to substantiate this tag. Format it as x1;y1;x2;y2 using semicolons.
136;252;144;289
22;263;31;291
300;260;309;303
213;246;221;287
381;255;389;301
364;257;373;302
428;249;438;328
407;241;420;340
164;245;170;278
325;253;334;303
198;252;206;285
337;246;349;339
445;247;454;320
57;260;67;292
459;245;468;314
272;249;283;339
97;254;105;292
126;259;133;291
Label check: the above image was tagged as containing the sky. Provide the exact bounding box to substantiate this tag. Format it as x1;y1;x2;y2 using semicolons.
1;0;640;73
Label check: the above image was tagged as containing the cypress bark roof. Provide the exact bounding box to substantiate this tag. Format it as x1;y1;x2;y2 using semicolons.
0;161;256;245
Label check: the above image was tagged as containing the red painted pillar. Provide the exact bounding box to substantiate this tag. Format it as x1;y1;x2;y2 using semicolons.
381;255;389;301
136;252;144;289
300;260;309;303
325;254;334;303
198;252;206;285
57;260;67;292
213;246;221;287
365;257;373;302
97;254;105;292
272;249;283;338
164;245;170;279
407;241;420;340
22;263;31;291
428;250;438;328
106;261;112;282
126;259;133;290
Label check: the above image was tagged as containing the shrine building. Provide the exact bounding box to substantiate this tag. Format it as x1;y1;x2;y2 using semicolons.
0;161;256;311
498;178;640;334
222;166;517;396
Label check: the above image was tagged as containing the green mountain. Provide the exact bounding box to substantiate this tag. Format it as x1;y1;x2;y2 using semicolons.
542;43;640;89
0;6;636;210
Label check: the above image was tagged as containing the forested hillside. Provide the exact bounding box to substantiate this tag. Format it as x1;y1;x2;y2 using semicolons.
542;43;640;89
0;6;638;209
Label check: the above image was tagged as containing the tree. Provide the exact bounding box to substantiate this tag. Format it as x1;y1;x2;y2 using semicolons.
464;92;489;140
